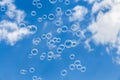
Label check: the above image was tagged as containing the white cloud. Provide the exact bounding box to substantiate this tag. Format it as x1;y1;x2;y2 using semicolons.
87;0;120;64
0;0;31;45
69;5;88;22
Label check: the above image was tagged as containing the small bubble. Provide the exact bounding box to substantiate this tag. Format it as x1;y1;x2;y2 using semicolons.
76;64;82;70
19;22;26;28
37;3;42;8
0;6;6;12
47;56;53;61
32;76;38;80
69;64;75;70
41;34;46;39
57;48;63;53
61;25;68;32
58;44;65;50
69;54;75;60
46;32;53;39
31;11;37;16
74;60;81;66
65;9;72;16
20;69;27;75
31;48;38;56
56;28;62;33
64;40;72;48
48;13;55;20
37;77;42;80
64;0;70;5
71;24;79;31
49;0;57;4
60;69;67;76
32;0;37;5
48;51;54;57
40;55;46;60
28;25;37;34
37;17;43;22
29;67;35;73
42;14;47;19
32;37;41;45
80;66;86;72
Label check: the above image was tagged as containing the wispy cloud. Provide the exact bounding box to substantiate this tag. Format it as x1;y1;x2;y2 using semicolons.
0;0;31;45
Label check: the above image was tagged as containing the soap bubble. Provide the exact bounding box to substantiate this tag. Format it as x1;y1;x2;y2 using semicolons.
48;13;55;20
55;20;63;26
46;32;53;39
49;0;57;4
69;64;75;70
61;25;68;32
32;76;38;80
40;55;46;60
32;37;41;45
57;48;63;53
37;17;43;22
64;0;70;5
65;9;72;16
0;6;6;12
71;41;78;47
80;66;86;72
42;14;47;19
37;3;42;8
31;11;37;16
69;54;75;60
48;51;54;57
71;24;79;31
19;22;26;28
76;64;82;70
20;69;27;75
28;25;37;34
29;67;35;73
47;56;53;61
41;34;46;39
58;44;65;50
32;0;37;5
56;7;62;12
56;28;62;33
74;60;81;66
60;69;67;76
31;48;38;56
64;40;72;48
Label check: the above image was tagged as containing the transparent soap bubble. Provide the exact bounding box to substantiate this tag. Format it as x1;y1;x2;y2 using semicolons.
76;30;82;37
80;66;86;72
56;28;62;33
58;44;65;50
69;64;75;70
60;69;67;76
37;17;43;22
71;40;78;47
47;56;53;61
46;32;53;39
32;0;37;5
31;48;38;56
20;69;27;75
28;25;37;34
29;67;35;73
41;34;46;39
69;54;75;60
71;24;79;31
74;60;81;66
65;9;72;16
42;14;47;19
57;48;63;54
48;51;54;57
31;11;37;16
76;64;82;70
64;0;70;5
55;19;63;26
0;6;6;12
40;55;46;60
37;3;42;9
61;25;68;32
48;13;55;20
49;0;57;4
32;37;41;45
32;76;38;80
56;37;61;43
19;22;26;28
64;40;72;48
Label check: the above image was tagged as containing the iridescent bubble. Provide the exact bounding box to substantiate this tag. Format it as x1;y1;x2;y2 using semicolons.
80;66;86;72
20;69;27;75
69;64;75;70
48;13;55;20
29;67;35;73
60;69;67;76
32;37;41;45
49;0;57;4
31;11;37;16
37;3;42;8
64;40;72;48
69;54;75;60
28;25;37;34
31;48;38;56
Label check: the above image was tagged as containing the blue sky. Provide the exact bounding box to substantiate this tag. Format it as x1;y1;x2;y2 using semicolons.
1;0;120;80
